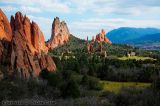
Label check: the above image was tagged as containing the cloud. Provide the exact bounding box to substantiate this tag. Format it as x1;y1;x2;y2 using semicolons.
120;0;160;7
66;0;160;16
0;5;18;12
1;0;160;15
69;18;160;39
1;0;70;13
21;6;42;13
1;0;160;40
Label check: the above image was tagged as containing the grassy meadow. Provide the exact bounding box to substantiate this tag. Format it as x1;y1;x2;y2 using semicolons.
100;81;151;93
118;56;155;61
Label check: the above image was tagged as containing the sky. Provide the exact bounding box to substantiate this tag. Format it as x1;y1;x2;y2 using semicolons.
0;0;160;40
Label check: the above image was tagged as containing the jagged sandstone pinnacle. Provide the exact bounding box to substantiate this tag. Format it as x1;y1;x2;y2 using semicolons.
10;12;48;54
0;9;56;79
47;17;70;49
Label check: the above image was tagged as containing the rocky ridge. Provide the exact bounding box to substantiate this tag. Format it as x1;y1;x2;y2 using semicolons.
0;9;59;79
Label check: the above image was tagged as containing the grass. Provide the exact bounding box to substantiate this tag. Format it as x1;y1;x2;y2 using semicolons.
118;56;155;61
100;81;151;93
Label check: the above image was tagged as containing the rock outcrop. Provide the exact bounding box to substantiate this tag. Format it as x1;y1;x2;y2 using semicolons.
96;29;112;44
10;12;48;54
31;21;48;54
86;29;112;54
47;17;70;49
0;9;56;79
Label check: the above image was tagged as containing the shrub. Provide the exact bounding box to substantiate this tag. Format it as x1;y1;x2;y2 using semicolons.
61;80;80;98
88;77;103;90
81;75;103;90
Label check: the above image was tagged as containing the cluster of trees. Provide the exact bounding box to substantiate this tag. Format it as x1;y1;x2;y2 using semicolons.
96;59;160;82
48;50;160;105
40;69;103;98
53;51;160;83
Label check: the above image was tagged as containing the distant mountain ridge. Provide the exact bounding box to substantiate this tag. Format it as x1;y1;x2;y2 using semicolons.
127;33;160;44
107;27;160;43
127;33;160;50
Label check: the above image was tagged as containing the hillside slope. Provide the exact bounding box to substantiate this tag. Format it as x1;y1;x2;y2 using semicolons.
50;35;86;54
128;33;160;43
128;33;160;50
50;35;136;56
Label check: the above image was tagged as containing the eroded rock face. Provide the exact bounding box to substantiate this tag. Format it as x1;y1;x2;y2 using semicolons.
39;54;56;71
10;30;41;79
0;9;12;41
0;9;56;79
0;9;12;64
10;12;48;54
31;21;48;54
23;16;32;44
47;17;70;49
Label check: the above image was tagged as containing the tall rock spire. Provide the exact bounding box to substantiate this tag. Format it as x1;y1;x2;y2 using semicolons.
47;17;70;49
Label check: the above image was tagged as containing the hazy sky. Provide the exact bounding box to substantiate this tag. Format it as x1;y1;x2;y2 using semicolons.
1;0;160;40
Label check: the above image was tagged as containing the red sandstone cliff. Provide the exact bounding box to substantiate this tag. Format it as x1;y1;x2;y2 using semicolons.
0;9;12;41
0;9;56;79
31;21;48;54
10;12;48;54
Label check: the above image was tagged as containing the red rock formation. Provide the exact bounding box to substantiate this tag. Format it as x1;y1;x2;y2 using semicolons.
10;12;48;54
91;36;95;42
23;16;32;44
14;12;24;30
47;17;70;49
10;12;36;54
86;36;94;53
10;30;56;79
85;29;112;54
0;9;56;79
0;9;12;64
0;9;12;41
10;30;41;78
31;21;48;54
96;29;112;44
39;54;56;71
